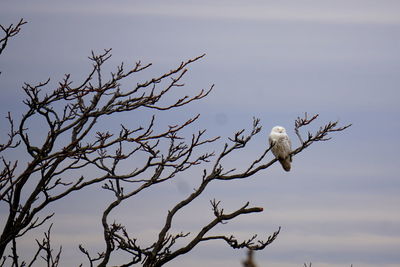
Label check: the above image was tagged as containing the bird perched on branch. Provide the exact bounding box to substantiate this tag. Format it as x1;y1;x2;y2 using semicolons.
269;126;292;172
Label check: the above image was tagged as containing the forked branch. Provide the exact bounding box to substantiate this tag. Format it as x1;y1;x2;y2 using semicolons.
0;18;27;56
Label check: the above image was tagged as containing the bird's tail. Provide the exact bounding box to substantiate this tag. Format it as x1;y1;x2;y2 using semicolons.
279;158;291;172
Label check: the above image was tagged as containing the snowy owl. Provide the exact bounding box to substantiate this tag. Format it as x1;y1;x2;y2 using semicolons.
269;126;292;172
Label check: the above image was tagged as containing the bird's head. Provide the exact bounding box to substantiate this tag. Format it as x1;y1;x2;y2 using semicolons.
271;126;286;134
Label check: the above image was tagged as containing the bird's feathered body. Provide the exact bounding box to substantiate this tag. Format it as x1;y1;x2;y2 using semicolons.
269;126;292;172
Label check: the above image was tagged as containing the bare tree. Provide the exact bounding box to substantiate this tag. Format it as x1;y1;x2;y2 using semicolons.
0;19;351;267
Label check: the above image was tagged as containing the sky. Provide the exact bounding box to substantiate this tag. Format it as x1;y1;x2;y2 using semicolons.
1;1;400;266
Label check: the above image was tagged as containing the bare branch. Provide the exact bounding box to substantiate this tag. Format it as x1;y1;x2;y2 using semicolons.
0;112;20;153
17;224;62;267
292;112;352;156
215;114;351;181
201;227;281;250
79;244;104;267
0;18;27;56
150;201;272;266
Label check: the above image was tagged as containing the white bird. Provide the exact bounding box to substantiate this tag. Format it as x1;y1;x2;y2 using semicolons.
269;126;292;172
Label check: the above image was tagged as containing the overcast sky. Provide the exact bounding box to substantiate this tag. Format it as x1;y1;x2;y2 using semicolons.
1;1;400;266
